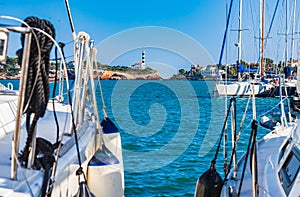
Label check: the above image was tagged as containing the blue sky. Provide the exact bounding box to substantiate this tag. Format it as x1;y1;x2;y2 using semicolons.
1;0;298;77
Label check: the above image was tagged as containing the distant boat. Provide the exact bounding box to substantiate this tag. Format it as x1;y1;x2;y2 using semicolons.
218;77;299;196
215;0;274;97
216;80;274;97
273;79;297;97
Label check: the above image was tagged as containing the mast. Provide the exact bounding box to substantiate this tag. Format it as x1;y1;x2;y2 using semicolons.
291;0;296;64
237;0;243;81
297;39;300;94
260;0;265;77
224;0;229;175
64;0;76;40
285;0;289;70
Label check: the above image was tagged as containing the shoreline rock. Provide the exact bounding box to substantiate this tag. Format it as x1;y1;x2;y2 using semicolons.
99;70;162;80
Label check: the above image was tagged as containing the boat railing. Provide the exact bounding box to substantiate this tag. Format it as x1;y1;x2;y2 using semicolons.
1;15;103;182
0;16;71;179
0;22;33;180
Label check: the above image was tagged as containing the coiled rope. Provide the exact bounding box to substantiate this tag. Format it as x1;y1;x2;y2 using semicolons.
17;16;55;166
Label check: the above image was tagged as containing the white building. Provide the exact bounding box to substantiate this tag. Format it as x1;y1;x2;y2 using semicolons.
201;67;217;77
131;51;146;69
132;62;144;69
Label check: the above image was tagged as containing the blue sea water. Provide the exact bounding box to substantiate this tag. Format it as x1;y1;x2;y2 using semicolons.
95;80;280;197
0;79;281;196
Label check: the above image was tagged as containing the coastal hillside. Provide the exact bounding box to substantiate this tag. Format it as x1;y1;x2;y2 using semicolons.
98;65;161;80
100;70;161;80
0;57;162;80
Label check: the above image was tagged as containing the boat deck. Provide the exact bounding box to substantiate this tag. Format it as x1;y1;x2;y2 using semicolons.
223;123;299;196
0;100;82;196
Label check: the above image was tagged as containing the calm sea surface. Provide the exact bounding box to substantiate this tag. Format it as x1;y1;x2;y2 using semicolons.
1;79;281;196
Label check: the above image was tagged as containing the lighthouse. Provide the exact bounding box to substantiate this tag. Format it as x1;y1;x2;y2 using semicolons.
141;50;145;69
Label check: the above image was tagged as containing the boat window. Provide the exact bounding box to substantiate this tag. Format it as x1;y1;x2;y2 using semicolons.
0;31;8;62
0;39;5;56
279;146;300;195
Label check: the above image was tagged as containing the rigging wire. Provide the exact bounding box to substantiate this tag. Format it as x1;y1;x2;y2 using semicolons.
248;0;259;62
265;0;280;48
237;119;258;196
223;0;229;175
64;0;76;40
212;97;234;164
217;0;234;79
223;96;251;183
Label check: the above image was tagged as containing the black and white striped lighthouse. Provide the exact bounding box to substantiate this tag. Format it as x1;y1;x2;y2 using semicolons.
141;50;145;69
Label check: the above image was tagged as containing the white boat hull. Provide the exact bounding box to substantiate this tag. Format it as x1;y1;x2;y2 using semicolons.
222;122;300;197
87;133;124;197
216;82;273;97
0;101;124;197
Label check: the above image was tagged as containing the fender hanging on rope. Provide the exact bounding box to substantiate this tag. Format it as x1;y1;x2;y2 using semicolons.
101;117;119;134
73;167;95;197
194;161;223;197
195;0;235;194
74;181;95;197
96;59;119;134
194;98;234;197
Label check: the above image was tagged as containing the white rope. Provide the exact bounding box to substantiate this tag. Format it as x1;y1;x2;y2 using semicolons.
258;98;287;117
252;84;256;120
94;51;108;119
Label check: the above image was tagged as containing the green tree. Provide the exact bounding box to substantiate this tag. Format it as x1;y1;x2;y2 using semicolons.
179;68;186;75
6;56;18;66
265;57;274;65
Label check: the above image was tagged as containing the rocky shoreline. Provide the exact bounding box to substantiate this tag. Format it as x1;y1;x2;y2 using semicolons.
0;70;162;81
99;70;162;80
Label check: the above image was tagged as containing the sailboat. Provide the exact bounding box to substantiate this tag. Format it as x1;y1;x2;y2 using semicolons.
196;80;300;197
216;0;273;97
219;78;299;196
273;0;298;98
0;1;124;196
195;0;300;196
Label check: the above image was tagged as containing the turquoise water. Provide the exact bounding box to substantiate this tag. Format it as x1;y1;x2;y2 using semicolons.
96;80;280;197
0;79;281;196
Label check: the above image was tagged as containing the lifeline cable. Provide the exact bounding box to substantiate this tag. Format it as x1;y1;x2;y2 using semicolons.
237;119;257;196
97;70;108;119
212;97;234;164
223;96;251;183
216;0;234;80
